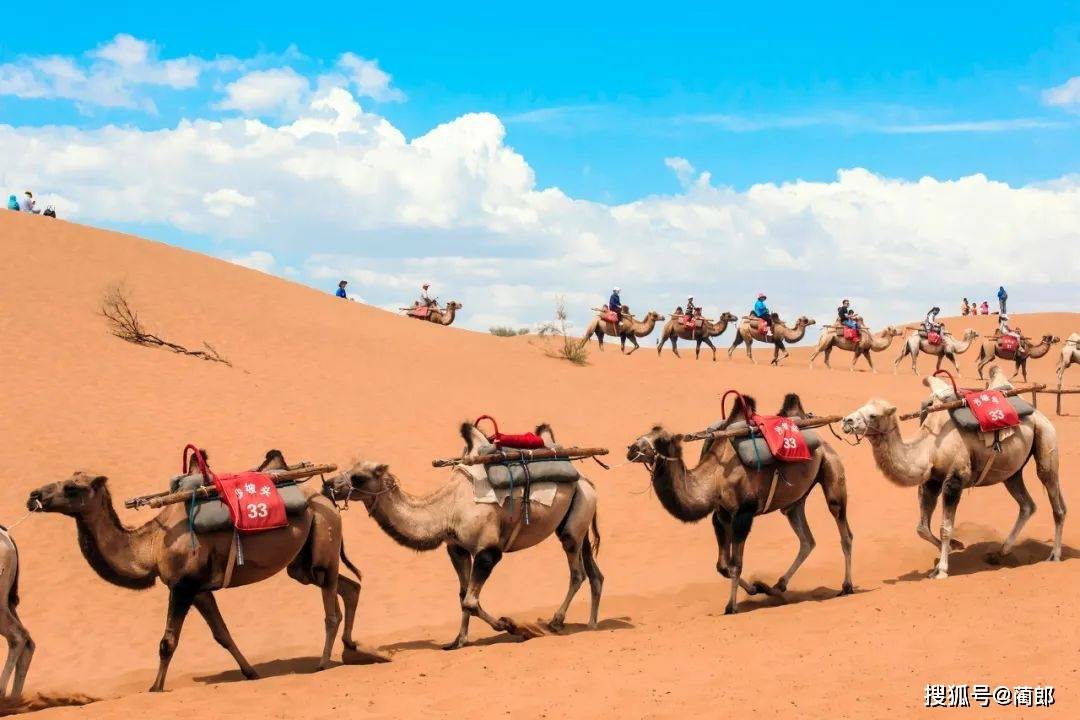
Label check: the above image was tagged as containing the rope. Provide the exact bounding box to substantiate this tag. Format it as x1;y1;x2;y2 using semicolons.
3;510;34;532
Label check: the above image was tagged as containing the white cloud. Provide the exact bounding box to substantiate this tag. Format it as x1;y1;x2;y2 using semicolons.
228;250;275;273
1043;77;1080;111
216;68;310;114
1;86;1077;331
336;53;405;103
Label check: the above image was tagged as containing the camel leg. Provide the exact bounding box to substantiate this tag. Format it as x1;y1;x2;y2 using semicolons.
460;547;524;638
821;473;855;595
992;473;1036;560
316;579;342;670
710;511;762;595
1033;422;1066;561
725;507;755;614
727;333;743;359
444;544;473;649
150;586;196;692
625;334;640;355
932;476;963;578
336;575;361;651
773;498;815;592
670;337;680;358
775;339;789;363
864;351;877;374
916;477;963;551
548;539;586;632
9;614;32;698
0;609;32;697
893;344;907;374
192;592;258;680
944;352;961;378
702;337;717;361
581;534;604;628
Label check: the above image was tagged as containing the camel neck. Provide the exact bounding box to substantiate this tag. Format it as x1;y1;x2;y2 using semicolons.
869;330;896;351
75;488;159;589
650;447;721;522
868;419;932;488
367;475;455;551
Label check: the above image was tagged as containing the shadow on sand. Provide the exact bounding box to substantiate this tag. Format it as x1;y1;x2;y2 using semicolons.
884;538;1080;585
727;584;871;615
380;616;635;654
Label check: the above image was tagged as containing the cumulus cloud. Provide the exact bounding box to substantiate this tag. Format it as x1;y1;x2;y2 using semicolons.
216;68;310;114
1;85;1076;331
336;53;405;102
1044;77;1080;111
229;250;276;273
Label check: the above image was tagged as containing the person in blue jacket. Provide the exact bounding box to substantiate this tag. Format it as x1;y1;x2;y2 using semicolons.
753;292;773;337
608;286;622;317
997;286;1008;314
335;280;348;299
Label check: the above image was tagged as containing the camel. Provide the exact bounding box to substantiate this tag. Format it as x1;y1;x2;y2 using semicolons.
976;334;1059;383
808;325;903;372
893;328;978;377
323;423;602;648
0;527;31;698
626;394;854;614
408;301;462;325
728;315;816;365
26;450;375;692
580;307;665;354
656;312;739;361
1057;333;1079;388
840;366;1065;578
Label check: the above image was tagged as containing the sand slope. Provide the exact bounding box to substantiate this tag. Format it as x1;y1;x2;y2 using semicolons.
1;211;1077;718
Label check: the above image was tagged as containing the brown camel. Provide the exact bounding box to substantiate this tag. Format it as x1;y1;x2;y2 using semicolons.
728;315;816;365
808;325;903;372
0;527;31;698
976;334;1059;383
626;394;854;614
840;366;1065;578
26;450;376;692
893;328;978;377
407;301;462;325
323;423;602;648
580;307;664;354
656;312;739;361
1056;333;1079;388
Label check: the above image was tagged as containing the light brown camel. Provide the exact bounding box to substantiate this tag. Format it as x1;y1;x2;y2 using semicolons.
323;423;602;648
26;450;376;692
0;527;31;698
1056;333;1079;388
841;366;1065;578
416;300;462;325
580;307;664;354
808;325;903;372
976;334;1059;383
656;312;739;361
626;394;854;614
728;315;816;365
893;328;978;377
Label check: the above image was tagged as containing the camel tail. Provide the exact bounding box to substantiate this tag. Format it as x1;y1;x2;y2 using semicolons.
590;512;601;558
0;526;18;609
339;541;363;584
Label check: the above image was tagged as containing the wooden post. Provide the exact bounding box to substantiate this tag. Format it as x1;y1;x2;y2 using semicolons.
677;415;843;442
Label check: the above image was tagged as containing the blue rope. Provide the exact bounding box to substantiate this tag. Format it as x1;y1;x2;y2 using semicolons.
187;492;199;550
749;427;763;471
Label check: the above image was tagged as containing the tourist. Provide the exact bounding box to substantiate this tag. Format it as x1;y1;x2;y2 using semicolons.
335;280;348;299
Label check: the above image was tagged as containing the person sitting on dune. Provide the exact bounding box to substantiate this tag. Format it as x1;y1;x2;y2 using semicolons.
6;195;18;211
336;280;348;299
18;191;39;214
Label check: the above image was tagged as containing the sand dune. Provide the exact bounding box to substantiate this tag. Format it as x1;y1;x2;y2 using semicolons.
1;211;1077;718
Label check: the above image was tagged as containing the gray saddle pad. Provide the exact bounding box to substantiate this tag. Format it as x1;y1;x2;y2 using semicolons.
949;396;1035;432
170;473;308;534
478;443;581;490
702;420;821;468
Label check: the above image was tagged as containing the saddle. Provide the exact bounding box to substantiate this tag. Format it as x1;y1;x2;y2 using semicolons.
996;335;1020;355
927;331;943;346
408;306;431;319
724;421;820;468
602;309;619;324
842;326;860;343
949;394;1033;433
679;315;701;330
755;317;770;334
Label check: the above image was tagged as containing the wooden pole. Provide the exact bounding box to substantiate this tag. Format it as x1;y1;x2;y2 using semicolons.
432;447;608;468
899;385;1044;422
125;464;337;509
676;415;844;442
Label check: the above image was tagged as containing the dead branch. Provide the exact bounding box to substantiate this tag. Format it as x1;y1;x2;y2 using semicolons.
100;284;231;366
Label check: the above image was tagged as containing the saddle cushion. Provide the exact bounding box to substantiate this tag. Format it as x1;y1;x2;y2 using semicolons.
409;306;431;318
679;315;700;329
732;429;822;468
170;474;308;534
478;443;581;490
997;336;1019;354
602;310;619;324
842;326;860;343
927;331;943;346
756;318;769;333
949;396;1033;433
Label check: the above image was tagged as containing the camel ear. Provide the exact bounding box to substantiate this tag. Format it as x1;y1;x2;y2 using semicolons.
535;423;556;445
373;464;389;479
883;406;897;416
459;421;476;453
91;475;108;489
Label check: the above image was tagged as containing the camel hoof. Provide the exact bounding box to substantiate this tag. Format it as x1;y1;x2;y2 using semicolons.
443;638;468;651
546;618;566;633
724;603;737;615
1047;552;1063;563
985;551;1006;566
931;569;949;580
242;667;260;680
773;578;788;593
499;617;543;639
840;583;854;596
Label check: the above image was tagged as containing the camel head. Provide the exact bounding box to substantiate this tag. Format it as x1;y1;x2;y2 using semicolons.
962;329;979;340
324;459;394;507
28;471;109;516
626;426;681;466
645;311;666;321
446;301;463;310
883;326;904;338
841;399;897;437
796;316;816;328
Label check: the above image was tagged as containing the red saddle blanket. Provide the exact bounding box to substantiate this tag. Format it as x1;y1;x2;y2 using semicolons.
475;415;546;449
756;318;769;334
408;306;431;318
842;326;860;343
213;471;288;533
927;331;943;346
962;390;1020;432
752;414;811;462
679;315;701;329
997;335;1020;354
602;310;619;324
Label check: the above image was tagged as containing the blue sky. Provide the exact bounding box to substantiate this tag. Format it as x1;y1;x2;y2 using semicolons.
2;3;1078;329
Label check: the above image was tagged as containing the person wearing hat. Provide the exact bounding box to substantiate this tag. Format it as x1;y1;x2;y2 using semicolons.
420;283;436;307
335;280;348;299
753;292;773;338
18;191;39;214
608;286;622;314
923;306;943;336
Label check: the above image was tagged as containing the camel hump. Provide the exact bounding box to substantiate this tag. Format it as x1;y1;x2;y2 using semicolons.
778;393;808;418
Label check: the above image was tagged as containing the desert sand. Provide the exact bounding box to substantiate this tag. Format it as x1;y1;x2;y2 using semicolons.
1;210;1077;718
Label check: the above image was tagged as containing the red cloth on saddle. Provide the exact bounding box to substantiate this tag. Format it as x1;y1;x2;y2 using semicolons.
409;306;431;318
602;310;619;324
474;415;547;449
751;414;811;462
997;335;1020;354
679;315;700;329
842;326;860;343
757;318;769;334
961;390;1020;432
213;471;288;533
927;331;943;346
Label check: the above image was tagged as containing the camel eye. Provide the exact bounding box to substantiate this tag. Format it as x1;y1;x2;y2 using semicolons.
62;483;82;497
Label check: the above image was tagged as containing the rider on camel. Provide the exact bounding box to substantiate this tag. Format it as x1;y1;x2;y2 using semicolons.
420;283;436;308
838;299;858;331
608;286;622;321
753;293;773;338
923;306;943;336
